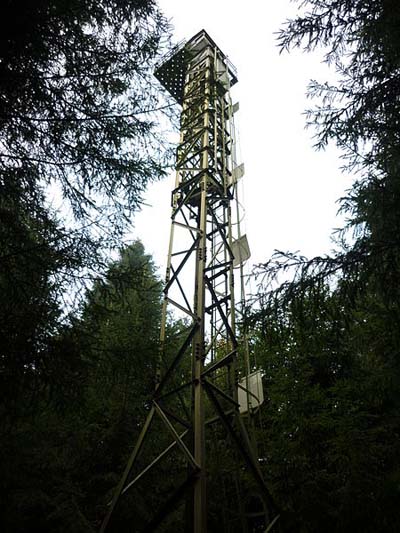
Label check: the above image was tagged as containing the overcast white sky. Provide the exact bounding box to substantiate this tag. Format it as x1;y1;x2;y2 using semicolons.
133;0;350;275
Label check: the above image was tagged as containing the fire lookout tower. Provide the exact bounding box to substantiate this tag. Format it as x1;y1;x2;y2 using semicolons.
100;30;278;533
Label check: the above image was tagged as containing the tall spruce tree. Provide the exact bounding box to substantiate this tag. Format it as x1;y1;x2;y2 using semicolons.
1;0;171;229
250;2;400;531
0;1;172;409
0;242;167;532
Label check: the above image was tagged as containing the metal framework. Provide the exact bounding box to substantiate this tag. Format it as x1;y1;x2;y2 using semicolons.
100;30;278;533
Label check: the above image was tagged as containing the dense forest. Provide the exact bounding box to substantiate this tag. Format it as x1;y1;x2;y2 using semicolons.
1;0;400;532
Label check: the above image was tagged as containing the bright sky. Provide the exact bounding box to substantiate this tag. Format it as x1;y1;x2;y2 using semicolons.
133;0;350;276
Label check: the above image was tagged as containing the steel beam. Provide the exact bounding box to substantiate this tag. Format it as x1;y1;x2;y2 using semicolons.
99;29;278;533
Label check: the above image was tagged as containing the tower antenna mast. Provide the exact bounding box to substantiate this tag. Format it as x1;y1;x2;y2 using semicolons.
100;30;278;533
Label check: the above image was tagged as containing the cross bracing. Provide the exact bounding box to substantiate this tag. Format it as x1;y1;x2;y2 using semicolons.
100;29;279;533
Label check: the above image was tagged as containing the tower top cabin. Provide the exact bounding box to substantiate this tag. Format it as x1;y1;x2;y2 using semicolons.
154;29;238;104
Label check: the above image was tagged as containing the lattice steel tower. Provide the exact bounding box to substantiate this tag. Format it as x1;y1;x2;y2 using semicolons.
100;30;278;533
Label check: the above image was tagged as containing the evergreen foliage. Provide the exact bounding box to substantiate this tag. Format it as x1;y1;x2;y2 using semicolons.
0;2;174;529
0;0;171;409
250;1;400;531
3;1;400;531
0;242;164;531
1;0;170;231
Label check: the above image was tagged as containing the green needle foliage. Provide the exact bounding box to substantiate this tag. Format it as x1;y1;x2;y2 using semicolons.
0;3;178;530
1;0;171;231
0;0;173;411
249;1;400;531
0;242;165;532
